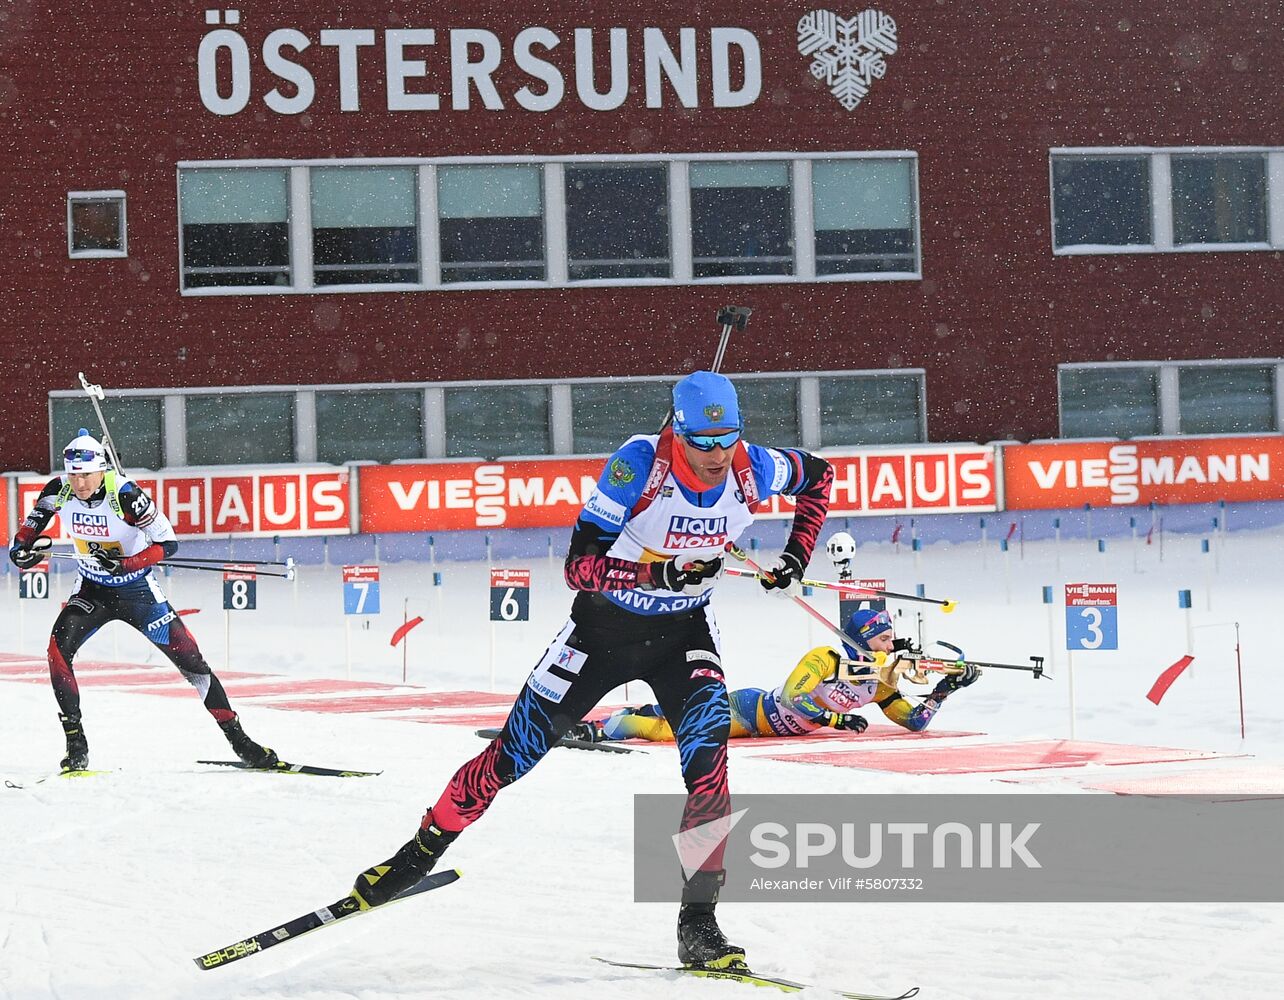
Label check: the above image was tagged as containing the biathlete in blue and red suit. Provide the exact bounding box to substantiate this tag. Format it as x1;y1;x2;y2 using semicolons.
347;371;833;970
7;430;278;773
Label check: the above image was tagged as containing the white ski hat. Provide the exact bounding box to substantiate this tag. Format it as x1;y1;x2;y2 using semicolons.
63;428;109;473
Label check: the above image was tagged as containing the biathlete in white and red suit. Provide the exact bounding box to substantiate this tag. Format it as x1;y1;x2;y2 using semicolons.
348;371;833;971
7;430;277;773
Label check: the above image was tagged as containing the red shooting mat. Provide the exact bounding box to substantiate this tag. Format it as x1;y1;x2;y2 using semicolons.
760;740;1230;774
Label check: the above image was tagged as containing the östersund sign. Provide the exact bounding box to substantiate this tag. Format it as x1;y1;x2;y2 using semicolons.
197;10;762;116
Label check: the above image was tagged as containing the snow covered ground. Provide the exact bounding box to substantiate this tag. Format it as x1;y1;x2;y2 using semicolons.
2;526;1282;1000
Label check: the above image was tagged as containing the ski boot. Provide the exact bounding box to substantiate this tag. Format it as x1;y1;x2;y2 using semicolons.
351;820;459;910
677;869;746;970
59;714;89;773
567;720;607;743
219;717;279;769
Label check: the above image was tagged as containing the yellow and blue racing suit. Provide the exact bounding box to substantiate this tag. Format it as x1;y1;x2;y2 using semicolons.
600;646;949;740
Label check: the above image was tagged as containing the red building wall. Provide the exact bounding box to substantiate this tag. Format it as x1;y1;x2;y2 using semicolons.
0;1;1280;470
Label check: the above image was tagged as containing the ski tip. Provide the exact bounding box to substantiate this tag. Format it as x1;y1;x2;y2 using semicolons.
941;599;958;613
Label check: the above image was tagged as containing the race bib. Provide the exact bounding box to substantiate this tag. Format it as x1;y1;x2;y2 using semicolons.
525;624;589;705
73;538;124;557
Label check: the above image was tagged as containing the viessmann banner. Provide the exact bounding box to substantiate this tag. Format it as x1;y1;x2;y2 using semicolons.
359;447;998;532
1003;436;1284;509
0;477;9;546
15;468;352;539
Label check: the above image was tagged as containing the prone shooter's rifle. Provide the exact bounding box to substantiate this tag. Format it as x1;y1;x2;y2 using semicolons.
837;640;1048;687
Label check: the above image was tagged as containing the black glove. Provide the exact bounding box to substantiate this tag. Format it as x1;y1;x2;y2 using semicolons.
759;544;806;598
935;662;980;694
9;544;44;570
648;556;723;594
828;712;868;733
91;548;124;575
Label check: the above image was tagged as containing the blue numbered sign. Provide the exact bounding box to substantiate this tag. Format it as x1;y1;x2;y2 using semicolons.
343;565;381;615
1065;582;1118;651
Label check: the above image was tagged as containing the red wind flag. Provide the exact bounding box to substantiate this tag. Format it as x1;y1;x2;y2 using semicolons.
390;616;425;648
1146;655;1194;705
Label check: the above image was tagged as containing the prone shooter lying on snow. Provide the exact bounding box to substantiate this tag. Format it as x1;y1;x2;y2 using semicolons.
574;608;1040;743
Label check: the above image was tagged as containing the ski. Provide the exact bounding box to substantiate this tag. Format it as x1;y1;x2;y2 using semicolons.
197;759;381;777
592;957;919;999
31;769;113;786
194;868;461;971
474;728;641;755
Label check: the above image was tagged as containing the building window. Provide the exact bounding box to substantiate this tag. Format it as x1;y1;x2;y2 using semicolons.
181;152;923;295
570;380;671;454
51;369;964;469
813;159;917;274
186;393;296;464
50;396;162;471
438;165;545;283
444;384;550;457
690;161;793;278
180;168;290;288
315;389;425;464
1171;155;1268;246
1058;367;1160;438
67;191;126;258
735;377;801;446
819;374;925;446
1051;155;1152;249
311;167;419;286
1178;365;1276;434
566;164;670;280
1053;147;1283;256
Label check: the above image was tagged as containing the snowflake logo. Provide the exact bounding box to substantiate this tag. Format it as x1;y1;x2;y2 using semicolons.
798;9;898;111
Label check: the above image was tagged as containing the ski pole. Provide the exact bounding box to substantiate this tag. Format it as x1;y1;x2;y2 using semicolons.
711;304;751;372
658;304;752;431
160;560;294;579
130;555;295;569
722;565;958;611
33;546;295;580
723;543;873;654
77;372;126;472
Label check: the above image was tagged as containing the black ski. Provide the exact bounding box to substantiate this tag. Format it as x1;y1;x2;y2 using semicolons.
592;957;918;999
197;759;381;777
474;728;641;754
194;868;461;970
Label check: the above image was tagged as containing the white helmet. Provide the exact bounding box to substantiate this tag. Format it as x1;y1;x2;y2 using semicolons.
825;531;857;564
63;428;109;474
